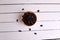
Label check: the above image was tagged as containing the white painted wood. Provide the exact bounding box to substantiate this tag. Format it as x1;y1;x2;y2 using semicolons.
0;5;60;12
0;0;60;40
0;13;60;22
0;0;60;4
0;21;60;32
0;30;60;40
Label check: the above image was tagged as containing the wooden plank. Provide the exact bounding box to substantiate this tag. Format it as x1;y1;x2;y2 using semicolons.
0;5;60;13
0;30;60;40
0;21;60;31
0;13;60;22
0;14;18;22
0;0;60;4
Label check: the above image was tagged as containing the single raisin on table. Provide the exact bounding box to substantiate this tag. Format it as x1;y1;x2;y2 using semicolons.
22;11;37;26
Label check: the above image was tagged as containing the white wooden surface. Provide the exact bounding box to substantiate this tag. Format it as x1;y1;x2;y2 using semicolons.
0;0;60;3
0;0;60;40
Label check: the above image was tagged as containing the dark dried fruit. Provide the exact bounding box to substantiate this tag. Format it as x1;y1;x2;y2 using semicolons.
22;11;37;26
